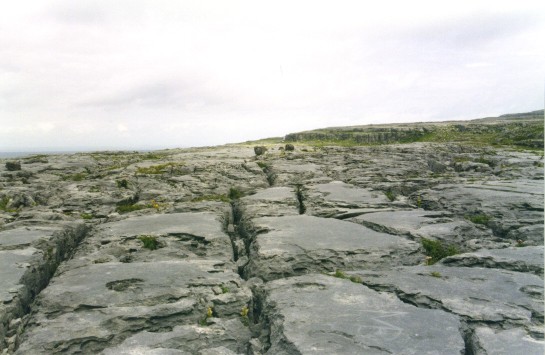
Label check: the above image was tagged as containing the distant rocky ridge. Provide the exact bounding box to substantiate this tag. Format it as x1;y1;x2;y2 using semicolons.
284;109;544;148
0;111;543;354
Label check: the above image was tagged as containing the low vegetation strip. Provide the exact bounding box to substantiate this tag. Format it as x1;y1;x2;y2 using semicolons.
283;110;544;149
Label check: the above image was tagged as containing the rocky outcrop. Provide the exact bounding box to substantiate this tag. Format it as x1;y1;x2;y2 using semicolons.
284;110;544;148
0;119;543;354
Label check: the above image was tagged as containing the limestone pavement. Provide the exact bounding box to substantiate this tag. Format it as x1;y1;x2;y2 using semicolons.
0;143;543;354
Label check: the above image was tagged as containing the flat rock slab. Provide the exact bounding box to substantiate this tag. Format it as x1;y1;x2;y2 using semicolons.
305;181;395;217
261;274;464;354
311;181;390;206
243;187;295;202
441;246;544;276
243;215;420;281
101;212;228;242
351;210;495;249
471;327;544;355
352;265;543;331
0;248;39;303
90;212;233;261
101;319;250;355
241;187;299;218
17;260;251;354
0;227;60;249
421;180;544;244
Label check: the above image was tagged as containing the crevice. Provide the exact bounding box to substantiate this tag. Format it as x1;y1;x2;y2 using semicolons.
227;199;259;280
256;161;277;186
5;223;91;353
295;184;306;215
460;323;478;355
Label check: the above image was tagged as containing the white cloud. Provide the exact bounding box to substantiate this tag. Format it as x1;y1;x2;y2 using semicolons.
0;1;544;151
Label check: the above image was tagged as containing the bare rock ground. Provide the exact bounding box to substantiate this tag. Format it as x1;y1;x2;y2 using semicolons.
0;141;543;354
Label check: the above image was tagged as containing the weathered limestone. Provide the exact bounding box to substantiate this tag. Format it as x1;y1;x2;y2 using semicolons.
257;274;465;354
243;215;421;281
352;266;543;328
0;225;88;352
470;327;544;355
0;134;543;354
441;246;544;276
350;210;502;250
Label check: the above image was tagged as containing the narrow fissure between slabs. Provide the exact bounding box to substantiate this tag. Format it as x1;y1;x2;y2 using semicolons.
226;196;275;354
360;281;488;355
6;223;91;353
226;199;257;279
295;184;306;215
256;161;277;187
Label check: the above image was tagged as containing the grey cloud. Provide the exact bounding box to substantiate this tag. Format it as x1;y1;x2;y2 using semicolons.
406;11;544;47
77;79;228;110
46;2;110;25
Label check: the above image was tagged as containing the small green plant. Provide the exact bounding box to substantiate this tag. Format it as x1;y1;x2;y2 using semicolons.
138;235;160;250
0;197;16;212
221;286;230;294
116;179;129;189
295;184;306;214
332;270;362;283
80;213;94;220
465;213;491;225
430;271;442;278
349;275;362;283
228;187;243;200
422;238;459;265
416;196;422;208
385;190;395;202
199;306;215;326
116;204;146;214
240;305;250;326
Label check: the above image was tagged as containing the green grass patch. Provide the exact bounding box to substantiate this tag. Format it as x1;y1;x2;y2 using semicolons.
62;172;87;181
80;213;94;220
136;162;183;174
430;271;442;278
116;204;147;214
283;118;544;149
465;213;491;225
116;179;129;189
228;187;243;200
141;152;168;160
333;269;362;283
384;190;395;202
0;196;17;212
422;238;459;265
138;235;160;250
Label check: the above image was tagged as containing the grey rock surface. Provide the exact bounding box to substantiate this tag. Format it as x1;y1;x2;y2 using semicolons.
0;134;542;353
259;274;465;354
471;327;544;355
243;215;421;281
351;266;543;329
441;246;544;276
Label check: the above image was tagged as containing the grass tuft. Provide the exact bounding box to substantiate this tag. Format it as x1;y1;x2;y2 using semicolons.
422;238;459;265
138;235;160;250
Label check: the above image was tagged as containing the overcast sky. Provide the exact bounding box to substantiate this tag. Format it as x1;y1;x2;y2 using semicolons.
0;1;543;152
